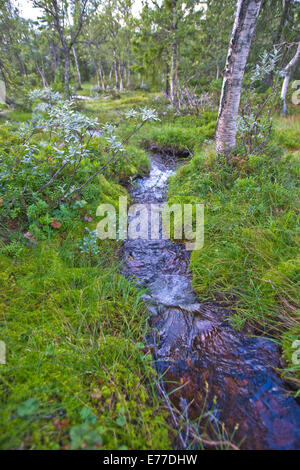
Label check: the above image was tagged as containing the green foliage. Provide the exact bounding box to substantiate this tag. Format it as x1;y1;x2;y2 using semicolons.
77;228;100;256
0;90;153;242
17;398;40;418
0;90;172;450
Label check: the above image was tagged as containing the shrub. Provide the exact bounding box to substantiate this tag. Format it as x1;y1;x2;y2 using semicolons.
0;90;157;239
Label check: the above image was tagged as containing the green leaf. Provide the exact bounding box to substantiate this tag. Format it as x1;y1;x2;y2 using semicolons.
17;398;40;417
116;415;126;427
70;423;102;450
80;406;97;424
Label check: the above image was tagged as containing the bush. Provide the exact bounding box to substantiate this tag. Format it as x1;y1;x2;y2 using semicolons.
0;90;156;241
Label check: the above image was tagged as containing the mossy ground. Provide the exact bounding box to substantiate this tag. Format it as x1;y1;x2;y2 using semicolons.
0;239;171;449
0;90;173;450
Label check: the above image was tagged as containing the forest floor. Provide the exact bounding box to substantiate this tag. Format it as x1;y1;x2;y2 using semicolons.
0;86;299;449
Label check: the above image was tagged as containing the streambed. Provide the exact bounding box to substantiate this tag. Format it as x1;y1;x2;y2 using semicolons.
122;153;300;450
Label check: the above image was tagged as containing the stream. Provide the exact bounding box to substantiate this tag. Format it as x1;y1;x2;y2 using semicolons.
122;152;300;450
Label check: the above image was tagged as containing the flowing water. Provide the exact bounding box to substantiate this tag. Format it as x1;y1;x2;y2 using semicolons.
122;153;300;450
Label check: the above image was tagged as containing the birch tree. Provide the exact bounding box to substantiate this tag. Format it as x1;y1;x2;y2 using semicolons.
216;0;263;155
33;0;90;97
281;40;300;115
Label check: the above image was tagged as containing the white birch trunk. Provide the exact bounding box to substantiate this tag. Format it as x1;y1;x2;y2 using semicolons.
37;65;48;88
216;0;263;155
281;73;291;116
72;47;82;89
280;41;300;115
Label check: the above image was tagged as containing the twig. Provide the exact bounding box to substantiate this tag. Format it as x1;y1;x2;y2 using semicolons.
189;429;240;450
155;379;187;449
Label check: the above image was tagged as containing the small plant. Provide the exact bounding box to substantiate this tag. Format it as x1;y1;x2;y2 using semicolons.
77;228;100;256
236;112;273;153
250;47;281;84
236;46;286;154
0;240;24;258
16;398;40;418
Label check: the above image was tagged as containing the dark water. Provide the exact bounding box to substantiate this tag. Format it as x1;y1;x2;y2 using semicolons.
122;153;300;450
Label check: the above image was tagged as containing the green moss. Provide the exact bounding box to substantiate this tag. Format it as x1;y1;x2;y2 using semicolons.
97;175;128;208
281;325;300;395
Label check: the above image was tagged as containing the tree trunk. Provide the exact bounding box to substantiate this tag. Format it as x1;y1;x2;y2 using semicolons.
280;41;300;115
37;65;48;87
170;0;178;106
165;62;170;96
99;61;105;90
216;0;263;155
118;59;123;91
72;47;82;89
281;72;290;116
266;0;292;86
126;61;131;87
170;42;178;104
15;52;26;76
49;40;59;82
96;69;100;88
114;62;118;86
64;48;71;98
113;50;118;86
274;0;292;45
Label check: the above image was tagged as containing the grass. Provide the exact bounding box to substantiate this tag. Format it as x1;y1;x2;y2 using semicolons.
272;114;300;152
168;113;300;392
0;168;172;449
83;90;160;124
0;109;32;124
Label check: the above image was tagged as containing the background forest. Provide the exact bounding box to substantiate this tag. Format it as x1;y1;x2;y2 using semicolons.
0;0;298;105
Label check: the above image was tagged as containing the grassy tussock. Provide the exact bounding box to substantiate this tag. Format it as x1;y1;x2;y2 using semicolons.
168;116;300;392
